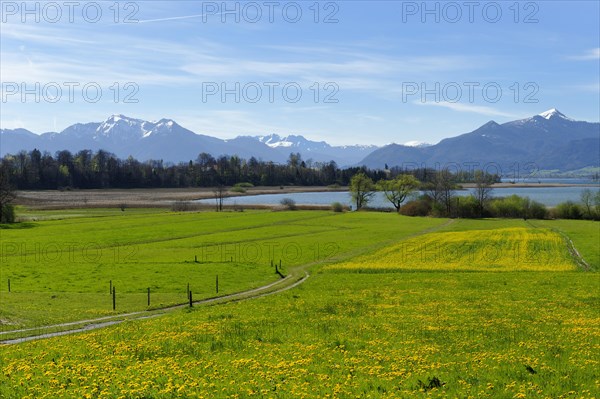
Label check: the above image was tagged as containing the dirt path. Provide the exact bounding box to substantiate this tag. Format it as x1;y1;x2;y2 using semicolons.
1;219;453;345
0;273;308;345
525;220;591;271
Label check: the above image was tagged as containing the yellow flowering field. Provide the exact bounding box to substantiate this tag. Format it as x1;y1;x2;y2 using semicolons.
1;272;598;398
1;213;598;398
328;228;577;272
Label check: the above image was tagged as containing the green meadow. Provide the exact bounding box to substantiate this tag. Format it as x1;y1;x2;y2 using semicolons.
0;210;444;330
1;209;598;398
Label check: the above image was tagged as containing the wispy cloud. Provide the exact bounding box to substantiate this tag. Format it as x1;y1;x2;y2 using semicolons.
414;101;519;118
138;13;223;24
568;82;600;93
567;48;600;61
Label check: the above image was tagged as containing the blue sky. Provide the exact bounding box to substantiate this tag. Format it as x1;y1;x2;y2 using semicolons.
1;0;599;146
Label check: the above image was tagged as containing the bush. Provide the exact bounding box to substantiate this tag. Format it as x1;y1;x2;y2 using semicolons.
171;201;191;212
331;202;344;212
230;186;246;193
528;200;548;219
0;204;15;223
488;195;547;219
280;198;297;210
400;198;432;216
456;195;480;218
552;201;583;219
489;195;525;218
234;182;254;188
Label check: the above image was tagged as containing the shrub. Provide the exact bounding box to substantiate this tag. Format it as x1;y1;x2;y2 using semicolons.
528;200;548;219
552;201;583;219
331;202;344;212
280;198;297;210
230;186;246;193
400;199;432;216
489;195;524;218
234;182;254;188
171;201;191;212
488;195;547;219
456;195;480;218
0;204;15;223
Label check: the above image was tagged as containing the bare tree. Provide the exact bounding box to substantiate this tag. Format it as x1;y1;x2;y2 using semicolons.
473;170;494;217
213;184;226;212
426;169;455;216
580;189;594;218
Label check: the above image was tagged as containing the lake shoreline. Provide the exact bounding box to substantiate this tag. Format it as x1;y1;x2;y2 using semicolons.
14;182;598;210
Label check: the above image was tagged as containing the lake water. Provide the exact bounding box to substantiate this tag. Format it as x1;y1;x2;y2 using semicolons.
500;177;598;185
198;185;600;209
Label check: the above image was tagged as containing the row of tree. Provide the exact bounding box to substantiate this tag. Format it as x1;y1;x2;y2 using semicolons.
1;149;500;190
349;170;600;220
349;170;496;217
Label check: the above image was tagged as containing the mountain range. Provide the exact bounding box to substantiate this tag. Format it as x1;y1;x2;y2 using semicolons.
0;115;375;166
359;109;599;172
0;109;598;172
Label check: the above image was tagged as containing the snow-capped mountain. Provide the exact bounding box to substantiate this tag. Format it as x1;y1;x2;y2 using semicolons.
358;109;599;172
253;133;377;165
2;110;597;171
403;140;432;148
0;115;377;165
537;108;574;121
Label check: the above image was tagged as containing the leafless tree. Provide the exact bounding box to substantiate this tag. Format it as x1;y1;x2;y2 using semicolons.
213;184;226;212
473;170;494;217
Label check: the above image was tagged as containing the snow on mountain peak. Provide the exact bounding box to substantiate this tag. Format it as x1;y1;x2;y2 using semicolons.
258;134;298;148
538;108;573;121
97;114;149;139
404;140;432;148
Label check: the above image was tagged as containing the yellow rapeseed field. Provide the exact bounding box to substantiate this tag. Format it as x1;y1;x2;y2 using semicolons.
328;228;577;272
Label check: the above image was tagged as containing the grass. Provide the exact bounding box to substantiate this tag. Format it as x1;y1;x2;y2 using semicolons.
1;272;598;398
0;210;598;398
0;210;445;330
527;219;600;270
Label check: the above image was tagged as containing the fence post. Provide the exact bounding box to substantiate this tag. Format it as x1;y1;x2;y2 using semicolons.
112;286;116;311
189;291;193;307
7;278;10;293
216;275;219;294
147;287;150;306
109;280;112;294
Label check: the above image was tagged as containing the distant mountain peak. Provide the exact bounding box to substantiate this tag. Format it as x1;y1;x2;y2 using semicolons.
105;114;142;123
257;133;310;148
537;108;573;121
403;140;431;148
96;114;150;139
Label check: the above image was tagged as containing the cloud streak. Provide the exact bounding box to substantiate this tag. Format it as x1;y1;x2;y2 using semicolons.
567;48;600;61
414;101;519;118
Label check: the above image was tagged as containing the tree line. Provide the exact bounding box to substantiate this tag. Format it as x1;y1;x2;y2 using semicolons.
1;149;500;190
349;171;600;220
0;148;503;223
